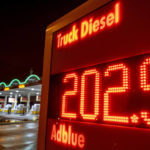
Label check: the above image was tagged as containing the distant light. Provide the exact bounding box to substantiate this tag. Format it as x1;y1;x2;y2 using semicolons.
31;88;34;91
19;84;25;88
18;94;21;97
36;93;39;95
16;90;19;93
10;92;13;94
4;87;9;91
0;93;2;95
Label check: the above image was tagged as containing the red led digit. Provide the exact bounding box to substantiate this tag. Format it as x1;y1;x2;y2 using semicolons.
140;58;150;91
61;73;78;119
80;69;100;120
141;112;150;125
140;58;150;126
103;63;129;123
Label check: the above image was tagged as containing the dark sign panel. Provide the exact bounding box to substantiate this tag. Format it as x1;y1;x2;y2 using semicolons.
46;0;150;149
46;119;150;150
51;0;150;75
48;53;150;127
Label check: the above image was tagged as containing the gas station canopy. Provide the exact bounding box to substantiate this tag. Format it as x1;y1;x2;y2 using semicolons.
0;84;41;97
0;74;41;97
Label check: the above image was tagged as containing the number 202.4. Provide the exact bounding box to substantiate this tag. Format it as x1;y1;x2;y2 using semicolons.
61;58;150;126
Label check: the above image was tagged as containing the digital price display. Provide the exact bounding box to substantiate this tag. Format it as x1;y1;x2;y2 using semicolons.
49;54;150;126
44;0;150;149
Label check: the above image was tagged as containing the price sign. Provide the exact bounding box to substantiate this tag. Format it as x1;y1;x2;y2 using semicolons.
38;0;150;150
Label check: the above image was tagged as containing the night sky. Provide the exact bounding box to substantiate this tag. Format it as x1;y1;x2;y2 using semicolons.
0;0;86;83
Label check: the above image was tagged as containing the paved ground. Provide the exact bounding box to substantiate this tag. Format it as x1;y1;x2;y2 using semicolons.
0;113;39;121
0;122;38;150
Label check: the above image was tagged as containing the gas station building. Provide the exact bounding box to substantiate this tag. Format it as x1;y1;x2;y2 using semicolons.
0;74;42;118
